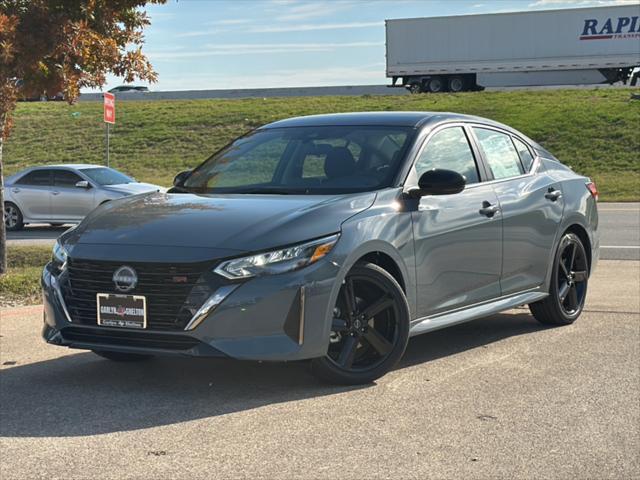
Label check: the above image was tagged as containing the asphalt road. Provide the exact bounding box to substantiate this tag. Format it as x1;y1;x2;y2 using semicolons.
598;203;640;261
0;259;638;479
76;83;633;102
7;202;639;260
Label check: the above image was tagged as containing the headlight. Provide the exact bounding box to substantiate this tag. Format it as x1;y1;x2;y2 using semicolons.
214;234;339;280
51;240;68;273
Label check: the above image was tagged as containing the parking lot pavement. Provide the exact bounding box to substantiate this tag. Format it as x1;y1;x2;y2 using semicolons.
0;260;638;480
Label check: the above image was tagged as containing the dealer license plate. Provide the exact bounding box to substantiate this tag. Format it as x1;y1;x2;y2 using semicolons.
96;294;147;329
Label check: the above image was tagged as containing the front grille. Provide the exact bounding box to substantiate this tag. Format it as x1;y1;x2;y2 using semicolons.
61;259;215;331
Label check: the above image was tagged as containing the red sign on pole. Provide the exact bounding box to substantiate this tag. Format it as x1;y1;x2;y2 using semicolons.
103;92;115;124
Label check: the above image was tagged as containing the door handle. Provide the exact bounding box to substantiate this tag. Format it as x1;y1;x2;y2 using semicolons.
545;188;562;201
11;188;20;193
51;191;60;196
479;201;500;217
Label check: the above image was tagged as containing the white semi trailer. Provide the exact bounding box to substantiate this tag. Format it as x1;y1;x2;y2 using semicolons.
386;4;640;93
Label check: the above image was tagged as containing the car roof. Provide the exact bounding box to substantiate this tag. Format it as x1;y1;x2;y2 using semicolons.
27;164;106;170
260;111;543;150
262;111;514;130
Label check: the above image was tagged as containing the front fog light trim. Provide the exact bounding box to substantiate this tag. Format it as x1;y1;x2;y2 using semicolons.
184;284;239;331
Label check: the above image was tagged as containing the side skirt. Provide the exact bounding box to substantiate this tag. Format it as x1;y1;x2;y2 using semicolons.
409;290;549;337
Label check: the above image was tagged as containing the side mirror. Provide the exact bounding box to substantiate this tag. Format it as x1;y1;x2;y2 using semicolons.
173;170;192;187
413;169;466;197
75;180;90;189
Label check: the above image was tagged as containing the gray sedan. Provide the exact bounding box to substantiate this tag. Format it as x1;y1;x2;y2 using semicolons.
41;113;599;384
4;164;162;230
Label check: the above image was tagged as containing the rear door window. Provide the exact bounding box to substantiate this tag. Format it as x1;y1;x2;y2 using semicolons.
415;127;480;184
16;169;52;186
473;128;524;180
512;137;535;172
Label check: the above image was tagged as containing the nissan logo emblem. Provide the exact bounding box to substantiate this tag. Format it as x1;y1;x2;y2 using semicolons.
112;266;138;292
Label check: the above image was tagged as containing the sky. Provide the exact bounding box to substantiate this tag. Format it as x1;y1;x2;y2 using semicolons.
97;0;639;92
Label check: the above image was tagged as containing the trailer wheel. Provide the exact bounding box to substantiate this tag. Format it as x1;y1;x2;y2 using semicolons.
426;77;444;93
448;76;465;92
407;82;422;94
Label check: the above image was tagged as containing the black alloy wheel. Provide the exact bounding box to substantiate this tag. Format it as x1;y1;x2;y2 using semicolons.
311;262;410;385
530;232;589;325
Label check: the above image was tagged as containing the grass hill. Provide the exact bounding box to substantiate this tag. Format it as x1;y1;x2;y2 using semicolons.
4;88;639;200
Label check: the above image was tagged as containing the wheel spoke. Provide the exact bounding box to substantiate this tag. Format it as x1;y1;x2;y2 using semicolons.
559;258;569;278
568;243;577;271
558;281;570;303
332;318;348;332
572;270;588;282
362;296;394;320
343;278;357;319
337;335;358;368
363;327;392;356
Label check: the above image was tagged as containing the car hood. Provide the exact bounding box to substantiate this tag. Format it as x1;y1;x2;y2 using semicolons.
102;182;164;195
64;191;376;252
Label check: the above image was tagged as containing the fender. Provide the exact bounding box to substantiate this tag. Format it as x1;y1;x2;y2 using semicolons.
542;194;598;292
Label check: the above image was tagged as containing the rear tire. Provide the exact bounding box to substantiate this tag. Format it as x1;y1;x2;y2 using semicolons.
448;76;465;92
311;262;410;385
529;232;589;325
4;202;24;231
92;350;154;362
426;76;444;93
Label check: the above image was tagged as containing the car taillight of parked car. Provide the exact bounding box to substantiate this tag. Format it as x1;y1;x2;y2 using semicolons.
586;181;598;201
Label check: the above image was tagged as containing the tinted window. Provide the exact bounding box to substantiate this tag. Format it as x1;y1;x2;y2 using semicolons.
512;137;534;172
209;136;288;187
53;170;83;187
183;126;414;194
473;128;524;179
81;168;133;185
415;127;479;184
16;170;51;186
300;141;362;180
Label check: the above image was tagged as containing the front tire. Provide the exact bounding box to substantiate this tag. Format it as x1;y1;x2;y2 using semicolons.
529;232;589;325
311;262;410;385
92;350;154;362
4;202;24;231
407;82;422;94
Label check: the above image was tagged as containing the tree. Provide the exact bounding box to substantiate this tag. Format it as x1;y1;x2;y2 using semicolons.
0;0;165;274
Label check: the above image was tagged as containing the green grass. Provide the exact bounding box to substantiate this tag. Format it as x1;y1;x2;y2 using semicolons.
4;88;640;200
0;246;51;306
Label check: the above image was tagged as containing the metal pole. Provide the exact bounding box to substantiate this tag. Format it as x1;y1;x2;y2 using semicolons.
105;122;110;167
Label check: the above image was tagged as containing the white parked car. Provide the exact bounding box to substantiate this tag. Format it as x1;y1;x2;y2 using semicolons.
4;164;163;231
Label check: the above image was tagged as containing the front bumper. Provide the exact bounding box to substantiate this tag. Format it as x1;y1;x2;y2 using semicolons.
42;258;340;361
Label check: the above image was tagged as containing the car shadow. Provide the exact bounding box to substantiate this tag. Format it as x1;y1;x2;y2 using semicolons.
0;310;548;438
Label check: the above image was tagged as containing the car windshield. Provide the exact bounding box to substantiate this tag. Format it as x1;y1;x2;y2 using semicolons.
182;126;415;194
81;167;134;186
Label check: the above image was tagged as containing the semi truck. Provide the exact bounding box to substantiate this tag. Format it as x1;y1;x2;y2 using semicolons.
386;4;640;93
